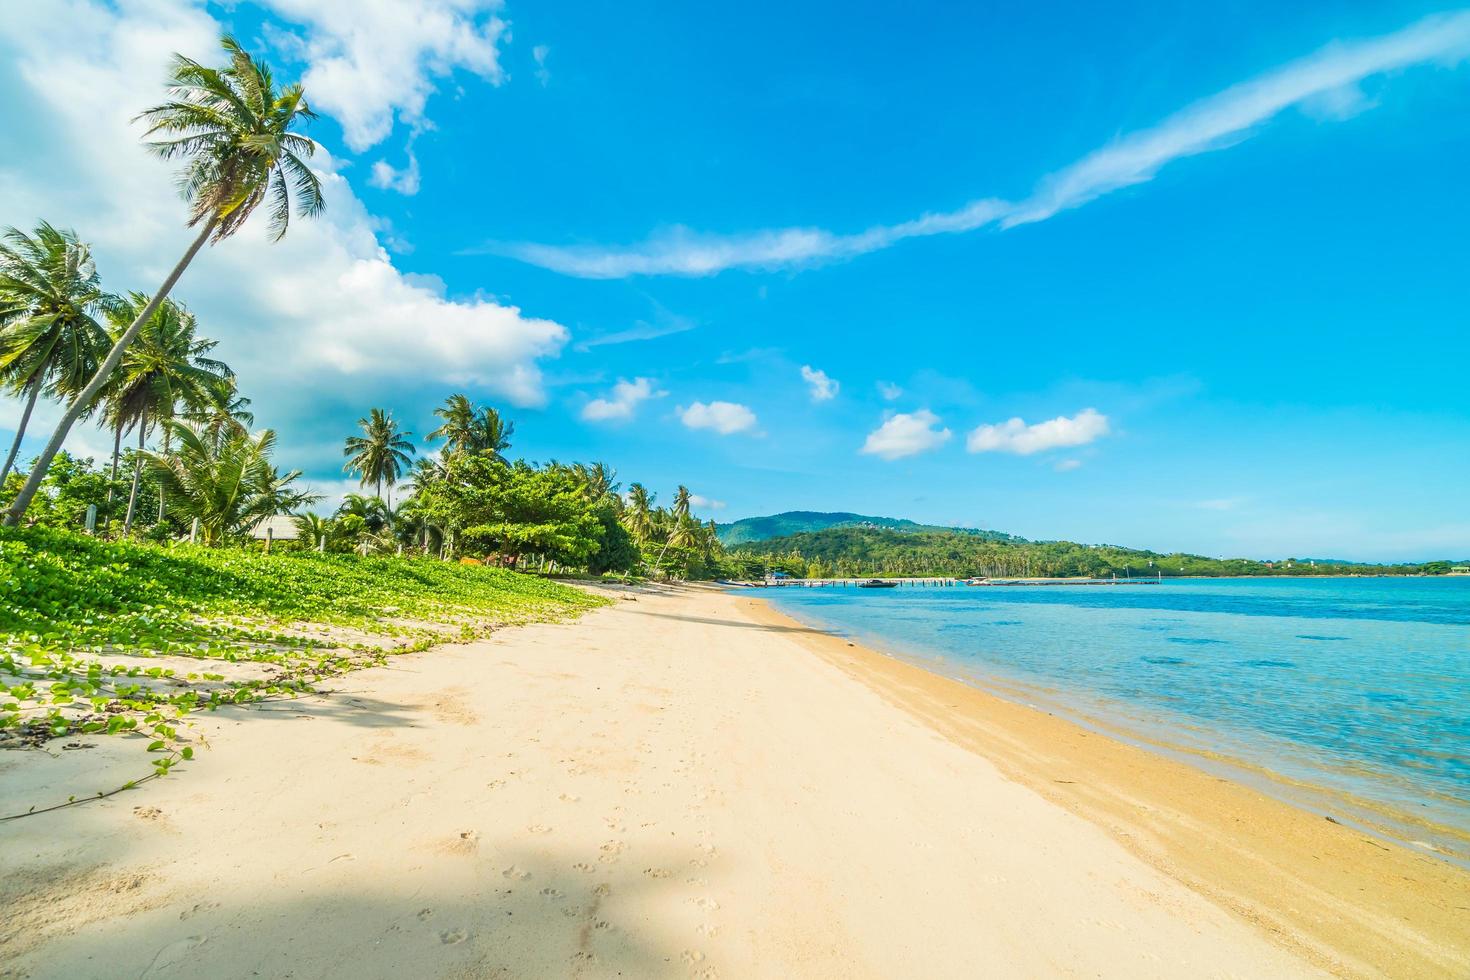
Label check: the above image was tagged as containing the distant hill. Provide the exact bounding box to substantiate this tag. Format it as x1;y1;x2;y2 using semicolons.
716;511;1018;546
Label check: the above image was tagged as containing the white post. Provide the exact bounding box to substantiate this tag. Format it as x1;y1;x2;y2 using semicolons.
265;526;274;554
85;504;97;535
189;517;198;544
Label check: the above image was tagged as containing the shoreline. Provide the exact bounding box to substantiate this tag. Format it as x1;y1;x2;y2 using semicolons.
756;593;1470;866
741;593;1470;977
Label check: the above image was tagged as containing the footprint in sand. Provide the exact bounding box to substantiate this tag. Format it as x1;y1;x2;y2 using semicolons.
690;897;720;912
598;841;625;864
682;949;707;966
559;793;581;803
642;867;671;879
527;824;553;834
540;887;565;900
696;923;718;938
417;908;434;920
593;883;612;897
501;866;532;880
571;862;595;874
562;905;583;918
439;929;468;945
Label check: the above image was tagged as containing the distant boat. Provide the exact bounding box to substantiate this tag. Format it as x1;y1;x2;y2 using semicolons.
858;579;898;589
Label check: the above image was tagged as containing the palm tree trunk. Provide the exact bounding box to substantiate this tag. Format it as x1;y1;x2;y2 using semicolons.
106;421;123;508
4;216;217;525
157;426;171;524
123;409;145;533
0;378;42;487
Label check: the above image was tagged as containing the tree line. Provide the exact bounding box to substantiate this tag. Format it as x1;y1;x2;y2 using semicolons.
0;34;739;581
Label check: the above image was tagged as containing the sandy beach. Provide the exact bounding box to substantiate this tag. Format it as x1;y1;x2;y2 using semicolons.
2;584;1466;979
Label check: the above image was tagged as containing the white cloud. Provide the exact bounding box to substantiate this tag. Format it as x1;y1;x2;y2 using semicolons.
1054;458;1083;472
877;381;903;401
678;401;758;435
0;0;567;475
580;377;665;422
573;314;696;351
532;44;550;86
800;365;839;402
860;410;951;460
369;149;421;195
967;408;1110;455
688;494;726;511
258;0;509;151
496;11;1470;277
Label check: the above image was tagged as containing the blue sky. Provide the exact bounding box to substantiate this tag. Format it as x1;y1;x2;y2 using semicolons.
2;1;1469;560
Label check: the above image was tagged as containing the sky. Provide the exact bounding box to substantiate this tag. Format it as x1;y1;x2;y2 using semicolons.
2;0;1469;561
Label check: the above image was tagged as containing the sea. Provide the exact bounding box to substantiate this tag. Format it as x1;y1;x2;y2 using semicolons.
763;576;1470;861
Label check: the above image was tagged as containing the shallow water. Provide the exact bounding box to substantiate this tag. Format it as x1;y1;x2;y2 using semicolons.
764;577;1470;852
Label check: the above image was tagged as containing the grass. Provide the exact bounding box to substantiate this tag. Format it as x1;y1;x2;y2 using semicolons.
0;526;607;806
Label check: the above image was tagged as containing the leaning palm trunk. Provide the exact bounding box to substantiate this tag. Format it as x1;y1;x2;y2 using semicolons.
3;217;216;525
123;408;146;533
0;377;41;486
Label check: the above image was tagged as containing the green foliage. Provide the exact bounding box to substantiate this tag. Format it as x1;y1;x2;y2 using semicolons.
733;526;1451;579
0;525;606;801
716;510;1019;546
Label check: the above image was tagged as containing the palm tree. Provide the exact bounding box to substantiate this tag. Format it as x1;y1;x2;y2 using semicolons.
293;511;331;550
624;483;654;544
5;35;323;525
343;408;415;503
428;393;514;462
0;223;112;485
574;461;619;503
144;421;316;546
672;485;692;522
103;295;230;531
184;375;254;443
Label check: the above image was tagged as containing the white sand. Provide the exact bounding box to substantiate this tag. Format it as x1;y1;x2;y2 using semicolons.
1;584;1322;978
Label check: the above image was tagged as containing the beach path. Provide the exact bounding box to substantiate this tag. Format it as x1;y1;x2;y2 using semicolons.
0;585;1374;978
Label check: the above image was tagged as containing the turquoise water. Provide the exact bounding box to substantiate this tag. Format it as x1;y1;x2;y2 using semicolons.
764;577;1470;855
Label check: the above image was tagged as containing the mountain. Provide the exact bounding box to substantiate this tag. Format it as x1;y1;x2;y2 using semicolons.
716;511;1018;546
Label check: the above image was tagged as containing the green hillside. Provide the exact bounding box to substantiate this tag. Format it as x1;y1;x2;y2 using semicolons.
732;525;1456;578
716;510;1017;546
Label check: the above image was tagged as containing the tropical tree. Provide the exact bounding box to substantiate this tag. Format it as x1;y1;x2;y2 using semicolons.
184;375;253;443
103;295;230;531
343;408;415;503
0;223;112;485
574;461;619;504
427;393;513;462
672;485;692;522
5;35;324;524
292;511;331;550
143;421;316;545
624;483;654;543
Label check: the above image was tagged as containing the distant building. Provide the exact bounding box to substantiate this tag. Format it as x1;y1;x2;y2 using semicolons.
1451;565;1470;576
250;515;300;541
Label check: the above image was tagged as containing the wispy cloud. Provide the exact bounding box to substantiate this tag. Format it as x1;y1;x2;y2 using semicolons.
573;314;696;351
369;146;420;195
689;493;726;511
492;11;1470;278
876;381;903;401
861;410;952;460
1054;458;1083;472
532;44;551;86
580;377;666;422
967;408;1110;455
800;365;839;402
678;400;759;435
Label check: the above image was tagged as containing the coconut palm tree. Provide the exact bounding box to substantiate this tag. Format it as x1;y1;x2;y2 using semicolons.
428;393;514;462
574;461;619;503
0;223;112;485
293;511;331;550
5;35;323;525
672;485;692;522
343;408;415;503
624;483;654;544
103;295;230;531
184;375;253;443
144;421;316;546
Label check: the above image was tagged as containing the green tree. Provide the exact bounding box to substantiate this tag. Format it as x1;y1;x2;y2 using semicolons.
0;223;112;486
6;35;324;525
143;421;316;546
624;483;654;543
427;393;514;462
343;408;416;503
103;295;230;532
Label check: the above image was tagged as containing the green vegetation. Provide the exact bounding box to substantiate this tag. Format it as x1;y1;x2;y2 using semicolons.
716;510;1019;546
732;525;1459;579
0;525;604;805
